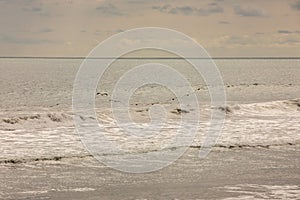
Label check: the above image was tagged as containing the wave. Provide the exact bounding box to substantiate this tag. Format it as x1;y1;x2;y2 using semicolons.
0;98;299;163
1;142;299;165
0;154;91;164
1;112;72;125
0;99;300;131
215;98;300;114
1;98;299;126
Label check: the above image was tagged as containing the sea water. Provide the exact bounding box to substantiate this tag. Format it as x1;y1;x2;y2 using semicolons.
0;58;299;162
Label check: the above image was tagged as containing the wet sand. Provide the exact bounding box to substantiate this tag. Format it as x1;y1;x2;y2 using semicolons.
1;146;299;199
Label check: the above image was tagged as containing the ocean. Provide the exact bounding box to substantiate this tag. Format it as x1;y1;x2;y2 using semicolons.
0;58;300;199
0;58;299;161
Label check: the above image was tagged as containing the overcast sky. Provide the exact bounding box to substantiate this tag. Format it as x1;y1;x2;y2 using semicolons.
0;0;299;57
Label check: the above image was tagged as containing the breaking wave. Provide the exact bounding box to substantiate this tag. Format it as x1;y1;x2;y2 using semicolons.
0;99;299;163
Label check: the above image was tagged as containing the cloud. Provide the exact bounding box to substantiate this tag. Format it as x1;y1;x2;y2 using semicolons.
0;34;60;45
127;0;161;4
274;31;300;46
169;6;194;15
278;30;293;34
116;29;125;33
152;3;223;16
276;38;300;45
212;34;271;49
234;5;267;17
290;1;300;10
224;35;256;46
277;30;300;34
152;4;171;12
40;28;53;33
27;7;42;12
219;20;230;24
96;3;124;16
213;33;300;49
213;35;256;47
22;5;50;16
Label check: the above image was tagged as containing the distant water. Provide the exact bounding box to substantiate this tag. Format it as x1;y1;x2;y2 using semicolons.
0;58;299;108
0;58;299;162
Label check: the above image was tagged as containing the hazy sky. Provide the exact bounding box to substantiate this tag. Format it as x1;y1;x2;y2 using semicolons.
0;0;299;57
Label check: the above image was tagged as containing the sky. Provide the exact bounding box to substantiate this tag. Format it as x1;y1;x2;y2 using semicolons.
0;0;299;57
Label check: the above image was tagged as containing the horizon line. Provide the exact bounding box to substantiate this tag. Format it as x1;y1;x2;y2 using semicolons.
0;56;300;59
